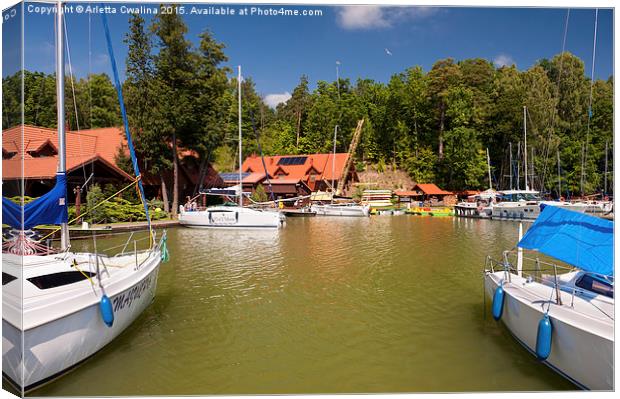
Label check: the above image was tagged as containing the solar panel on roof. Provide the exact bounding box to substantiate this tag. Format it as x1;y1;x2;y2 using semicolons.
278;156;307;166
219;172;250;182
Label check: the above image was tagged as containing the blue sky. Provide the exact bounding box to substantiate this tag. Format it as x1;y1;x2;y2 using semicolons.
2;3;614;108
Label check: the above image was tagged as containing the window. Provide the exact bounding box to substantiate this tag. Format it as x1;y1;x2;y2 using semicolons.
3;272;17;285
575;274;613;298
27;271;96;290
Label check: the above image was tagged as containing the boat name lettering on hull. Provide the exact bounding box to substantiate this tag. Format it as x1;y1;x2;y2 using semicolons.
112;275;153;312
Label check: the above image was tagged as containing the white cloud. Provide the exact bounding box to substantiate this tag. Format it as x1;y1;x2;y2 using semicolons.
263;92;291;108
93;53;110;67
337;6;389;30
493;54;516;68
337;6;439;30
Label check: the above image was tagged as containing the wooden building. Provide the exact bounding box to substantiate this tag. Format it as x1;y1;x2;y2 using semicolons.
2;125;221;202
240;153;359;195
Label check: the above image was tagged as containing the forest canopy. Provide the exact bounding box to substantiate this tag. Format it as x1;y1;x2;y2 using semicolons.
2;11;613;198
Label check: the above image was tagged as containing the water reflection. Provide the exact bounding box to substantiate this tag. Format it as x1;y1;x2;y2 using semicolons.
31;217;575;396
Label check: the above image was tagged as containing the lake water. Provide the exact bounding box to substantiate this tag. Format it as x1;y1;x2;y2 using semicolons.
30;216;575;395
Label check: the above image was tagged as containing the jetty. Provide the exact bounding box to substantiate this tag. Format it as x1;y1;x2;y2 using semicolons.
36;219;179;240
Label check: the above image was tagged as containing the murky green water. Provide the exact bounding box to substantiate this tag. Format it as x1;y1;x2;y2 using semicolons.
30;216;575;395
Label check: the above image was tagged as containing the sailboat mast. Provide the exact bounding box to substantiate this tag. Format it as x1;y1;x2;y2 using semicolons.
557;148;561;199
332;61;340;201
486;148;492;190
238;66;243;208
516;141;521;190
509;142;513;190
332;126;337;200
57;0;69;249
531;147;535;192
604;140;608;195
523;106;529;190
580;142;585;196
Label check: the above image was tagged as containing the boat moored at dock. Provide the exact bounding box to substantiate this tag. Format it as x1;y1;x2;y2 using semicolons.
2;4;166;391
311;202;370;217
490;190;589;220
484;206;613;390
2;245;163;391
179;205;284;228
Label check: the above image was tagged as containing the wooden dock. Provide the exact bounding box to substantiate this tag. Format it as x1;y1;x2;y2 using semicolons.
36;219;179;240
281;208;316;217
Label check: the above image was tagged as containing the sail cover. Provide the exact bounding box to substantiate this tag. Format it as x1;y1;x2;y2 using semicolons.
2;173;69;229
518;205;614;276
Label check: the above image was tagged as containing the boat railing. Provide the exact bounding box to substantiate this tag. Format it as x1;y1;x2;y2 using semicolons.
101;235;152;257
486;250;613;307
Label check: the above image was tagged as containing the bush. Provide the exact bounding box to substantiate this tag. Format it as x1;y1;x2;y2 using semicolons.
80;183;168;224
86;184;106;223
251;184;269;203
8;196;35;204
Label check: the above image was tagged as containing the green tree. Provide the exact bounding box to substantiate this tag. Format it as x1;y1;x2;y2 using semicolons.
125;12;172;211
427;58;462;159
151;5;195;216
405;146;437;183
441;127;487;189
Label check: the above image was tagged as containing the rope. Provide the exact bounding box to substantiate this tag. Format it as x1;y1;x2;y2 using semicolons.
540;9;570;192
63;17;88;184
37;177;141;242
248;108;275;201
583;9;598;191
71;258;95;287
100;8;154;248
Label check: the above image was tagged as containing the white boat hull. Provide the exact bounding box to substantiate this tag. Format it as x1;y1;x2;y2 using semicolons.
179;206;283;229
454;203;491;218
311;204;370;217
491;202;588;220
484;271;613;390
2;250;161;391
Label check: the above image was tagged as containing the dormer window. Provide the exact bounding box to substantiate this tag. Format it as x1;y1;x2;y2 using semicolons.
28;140;57;158
2;149;16;160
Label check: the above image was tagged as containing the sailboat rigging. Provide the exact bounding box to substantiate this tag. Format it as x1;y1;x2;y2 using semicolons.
178;66;284;228
2;2;166;392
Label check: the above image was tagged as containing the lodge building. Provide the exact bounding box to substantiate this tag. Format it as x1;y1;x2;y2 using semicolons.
219;153;360;202
1;125;222;202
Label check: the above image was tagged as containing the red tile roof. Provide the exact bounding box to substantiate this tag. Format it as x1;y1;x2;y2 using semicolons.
242;153;350;184
269;178;304;185
2;124;131;180
413;183;453;196
242;172;268;184
394;190;420;197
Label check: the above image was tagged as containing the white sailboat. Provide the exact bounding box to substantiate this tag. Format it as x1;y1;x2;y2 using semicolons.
484;206;613;390
2;3;165;392
178;66;284;229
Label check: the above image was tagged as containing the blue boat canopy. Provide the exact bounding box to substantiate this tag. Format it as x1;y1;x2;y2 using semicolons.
2;173;69;229
517;206;614;277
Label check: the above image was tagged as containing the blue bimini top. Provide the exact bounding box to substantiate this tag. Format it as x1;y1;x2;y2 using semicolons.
2;173;69;230
518;205;614;277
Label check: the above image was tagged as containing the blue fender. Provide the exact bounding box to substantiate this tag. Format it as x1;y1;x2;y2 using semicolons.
536;314;553;360
492;286;505;321
99;295;114;327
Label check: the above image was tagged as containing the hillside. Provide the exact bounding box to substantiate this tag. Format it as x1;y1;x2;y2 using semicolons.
349;164;416;196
